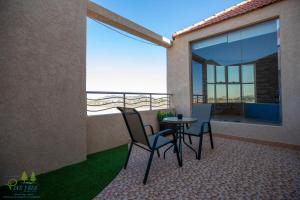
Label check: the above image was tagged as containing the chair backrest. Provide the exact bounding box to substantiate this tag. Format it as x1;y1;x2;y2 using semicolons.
192;104;212;125
117;107;149;147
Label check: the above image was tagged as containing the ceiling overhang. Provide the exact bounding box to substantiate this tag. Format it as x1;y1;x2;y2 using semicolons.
87;1;172;48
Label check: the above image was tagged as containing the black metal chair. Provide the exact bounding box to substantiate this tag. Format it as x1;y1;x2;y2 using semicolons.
117;107;181;184
183;104;214;160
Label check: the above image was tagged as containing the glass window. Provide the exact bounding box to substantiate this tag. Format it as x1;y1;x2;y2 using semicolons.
207;64;215;83
192;19;281;124
228;84;241;102
243;84;255;102
216;84;227;103
207;84;215;103
192;20;278;66
242;64;254;83
216;66;225;82
192;34;227;50
192;61;203;95
228;66;240;83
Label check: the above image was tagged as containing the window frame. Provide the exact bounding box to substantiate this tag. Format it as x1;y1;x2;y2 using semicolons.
241;64;256;103
206;63;256;103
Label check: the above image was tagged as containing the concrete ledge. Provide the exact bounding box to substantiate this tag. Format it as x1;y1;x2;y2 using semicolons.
210;120;300;146
214;133;300;151
87;109;172;154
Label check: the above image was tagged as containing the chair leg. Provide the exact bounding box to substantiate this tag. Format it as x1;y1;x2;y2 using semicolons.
163;144;174;159
157;150;160;157
197;134;203;160
188;135;192;144
173;141;181;167
124;142;133;169
208;123;214;149
143;149;155;184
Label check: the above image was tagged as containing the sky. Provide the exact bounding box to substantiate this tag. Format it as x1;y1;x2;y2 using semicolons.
86;0;243;93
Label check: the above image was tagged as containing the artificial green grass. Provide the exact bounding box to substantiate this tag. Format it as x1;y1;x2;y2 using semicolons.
0;145;128;200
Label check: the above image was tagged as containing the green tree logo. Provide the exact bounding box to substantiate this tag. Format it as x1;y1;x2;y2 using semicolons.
21;171;29;183
7;178;18;190
30;171;37;183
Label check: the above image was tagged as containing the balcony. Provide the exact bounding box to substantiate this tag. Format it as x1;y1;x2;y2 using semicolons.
86;91;299;199
84;93;300;200
2;0;300;200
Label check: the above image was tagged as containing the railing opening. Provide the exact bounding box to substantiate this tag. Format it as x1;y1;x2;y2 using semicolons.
87;91;172;115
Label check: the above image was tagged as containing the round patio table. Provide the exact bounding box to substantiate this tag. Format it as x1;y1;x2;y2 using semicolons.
162;117;197;166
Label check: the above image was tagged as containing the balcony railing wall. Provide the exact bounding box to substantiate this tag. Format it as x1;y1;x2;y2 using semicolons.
87;91;172;115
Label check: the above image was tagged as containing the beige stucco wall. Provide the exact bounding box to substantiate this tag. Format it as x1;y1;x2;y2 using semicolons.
87;110;170;154
167;0;300;145
0;0;87;184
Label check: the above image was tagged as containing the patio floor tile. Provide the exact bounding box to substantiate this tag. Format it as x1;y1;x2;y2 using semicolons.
94;136;300;200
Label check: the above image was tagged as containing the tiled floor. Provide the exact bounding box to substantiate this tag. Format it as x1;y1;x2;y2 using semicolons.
94;136;300;200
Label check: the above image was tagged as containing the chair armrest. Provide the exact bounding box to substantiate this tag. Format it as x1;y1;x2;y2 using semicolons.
151;129;173;149
184;121;210;134
200;121;210;133
144;124;154;135
201;121;210;126
156;128;173;136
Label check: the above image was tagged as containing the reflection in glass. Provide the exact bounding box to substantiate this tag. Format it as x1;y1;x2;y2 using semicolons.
242;64;254;83
191;19;280;123
243;84;255;102
216;66;225;82
228;66;240;82
228;84;241;102
216;84;226;103
207;64;215;83
192;61;202;95
207;84;215;103
192;20;278;66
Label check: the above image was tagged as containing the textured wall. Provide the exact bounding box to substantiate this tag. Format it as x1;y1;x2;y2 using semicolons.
87;110;171;154
0;0;87;184
167;39;192;116
167;0;300;145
